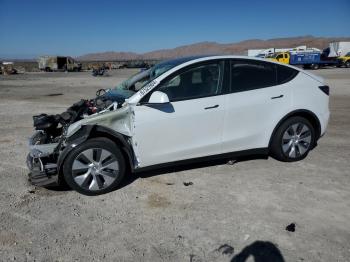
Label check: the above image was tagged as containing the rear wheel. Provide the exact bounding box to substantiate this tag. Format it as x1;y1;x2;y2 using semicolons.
270;116;315;162
63;137;125;195
311;64;319;70
346;61;350;68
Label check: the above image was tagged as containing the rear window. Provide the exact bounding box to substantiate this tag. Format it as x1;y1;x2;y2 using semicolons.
276;64;298;85
230;60;277;92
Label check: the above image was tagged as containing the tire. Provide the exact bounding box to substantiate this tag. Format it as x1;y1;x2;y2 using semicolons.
311;64;319;70
62;137;125;195
270;116;315;162
346;61;350;68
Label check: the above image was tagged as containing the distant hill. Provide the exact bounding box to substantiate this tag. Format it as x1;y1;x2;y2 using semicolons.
77;36;350;61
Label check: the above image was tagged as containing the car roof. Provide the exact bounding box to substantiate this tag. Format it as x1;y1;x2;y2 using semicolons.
164;55;323;82
176;54;304;69
187;55;323;82
164;55;285;67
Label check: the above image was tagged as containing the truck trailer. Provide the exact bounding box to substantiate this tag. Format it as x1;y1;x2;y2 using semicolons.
329;42;350;57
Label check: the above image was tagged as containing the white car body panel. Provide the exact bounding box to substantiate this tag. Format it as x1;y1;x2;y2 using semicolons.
292;72;329;135
133;95;226;167
221;80;293;153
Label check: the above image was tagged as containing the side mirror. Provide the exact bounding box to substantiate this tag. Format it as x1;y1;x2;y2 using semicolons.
148;91;170;104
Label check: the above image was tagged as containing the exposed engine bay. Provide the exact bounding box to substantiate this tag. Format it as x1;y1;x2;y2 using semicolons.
32;89;120;144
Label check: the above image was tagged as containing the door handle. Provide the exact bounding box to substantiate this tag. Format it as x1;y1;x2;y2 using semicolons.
271;95;284;99
204;104;219;110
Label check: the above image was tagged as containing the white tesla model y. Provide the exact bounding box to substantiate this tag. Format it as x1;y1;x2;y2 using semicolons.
27;56;330;195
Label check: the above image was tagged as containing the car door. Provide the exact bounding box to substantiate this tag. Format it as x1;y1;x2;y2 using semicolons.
221;59;294;153
133;60;226;167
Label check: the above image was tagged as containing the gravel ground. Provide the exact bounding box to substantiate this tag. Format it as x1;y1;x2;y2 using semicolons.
0;68;349;262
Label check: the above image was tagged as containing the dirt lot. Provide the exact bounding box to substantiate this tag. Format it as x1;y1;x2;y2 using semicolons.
0;69;349;261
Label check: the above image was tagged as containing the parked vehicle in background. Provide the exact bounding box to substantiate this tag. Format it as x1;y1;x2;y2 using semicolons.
329;42;350;57
249;46;320;58
267;49;339;69
0;62;17;75
38;56;82;72
337;52;350;68
27;55;330;195
267;52;290;64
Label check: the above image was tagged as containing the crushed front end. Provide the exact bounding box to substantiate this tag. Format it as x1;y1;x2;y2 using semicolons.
26;90;125;186
26;88;136;187
27;131;60;186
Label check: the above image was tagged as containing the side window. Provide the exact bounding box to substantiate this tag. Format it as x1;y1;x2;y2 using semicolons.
156;62;223;102
230;60;277;93
276;54;283;59
276;64;298;85
284;54;288;58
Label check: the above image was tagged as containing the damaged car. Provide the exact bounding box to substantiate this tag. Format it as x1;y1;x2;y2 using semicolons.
27;56;330;195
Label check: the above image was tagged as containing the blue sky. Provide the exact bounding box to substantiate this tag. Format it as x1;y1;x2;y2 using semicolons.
0;0;349;58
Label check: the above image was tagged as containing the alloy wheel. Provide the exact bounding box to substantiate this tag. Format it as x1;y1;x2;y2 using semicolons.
71;148;119;191
282;123;312;158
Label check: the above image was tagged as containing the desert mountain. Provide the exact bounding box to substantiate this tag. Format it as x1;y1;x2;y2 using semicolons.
77;36;350;61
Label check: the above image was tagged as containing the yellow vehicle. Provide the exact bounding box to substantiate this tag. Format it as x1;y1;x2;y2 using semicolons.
337;52;350;68
267;52;290;64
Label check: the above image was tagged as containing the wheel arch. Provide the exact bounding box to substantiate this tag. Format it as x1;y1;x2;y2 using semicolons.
88;125;135;172
268;109;321;151
57;125;135;184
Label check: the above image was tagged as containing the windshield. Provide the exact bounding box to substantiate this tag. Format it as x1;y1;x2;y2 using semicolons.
345;52;350;57
113;56;205;98
97;57;206;107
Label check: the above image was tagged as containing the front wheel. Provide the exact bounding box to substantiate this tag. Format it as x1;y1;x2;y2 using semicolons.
63;137;125;195
270;117;315;162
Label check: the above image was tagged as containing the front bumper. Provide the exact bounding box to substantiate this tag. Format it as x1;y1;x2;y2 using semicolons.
26;131;60;186
26;154;58;186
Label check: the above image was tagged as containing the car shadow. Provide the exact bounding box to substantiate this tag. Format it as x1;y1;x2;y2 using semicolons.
231;241;285;262
44;154;268;193
117;154;269;190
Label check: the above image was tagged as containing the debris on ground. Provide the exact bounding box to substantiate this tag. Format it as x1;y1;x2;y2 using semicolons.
45;93;63;97
227;160;237;165
165;182;174;185
92;65;108;76
216;244;234;255
286;223;296;232
183;182;193;186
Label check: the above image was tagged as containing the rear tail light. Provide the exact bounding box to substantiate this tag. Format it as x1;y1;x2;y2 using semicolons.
318;85;329;96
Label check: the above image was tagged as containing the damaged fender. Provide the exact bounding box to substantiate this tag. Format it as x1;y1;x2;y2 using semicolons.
57;124;136;180
66;104;134;137
28;105;138;186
